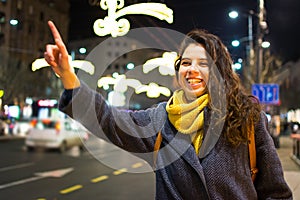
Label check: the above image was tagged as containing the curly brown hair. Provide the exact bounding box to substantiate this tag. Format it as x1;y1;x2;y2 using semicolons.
175;29;261;146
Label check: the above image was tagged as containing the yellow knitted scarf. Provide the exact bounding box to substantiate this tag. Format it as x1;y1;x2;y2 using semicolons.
166;90;209;154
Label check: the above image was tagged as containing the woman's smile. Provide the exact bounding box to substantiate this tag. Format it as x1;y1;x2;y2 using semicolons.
186;77;205;89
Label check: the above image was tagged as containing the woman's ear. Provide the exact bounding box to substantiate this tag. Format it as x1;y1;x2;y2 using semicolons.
174;56;181;71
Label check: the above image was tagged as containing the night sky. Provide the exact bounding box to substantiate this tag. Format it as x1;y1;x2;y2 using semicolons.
68;0;300;63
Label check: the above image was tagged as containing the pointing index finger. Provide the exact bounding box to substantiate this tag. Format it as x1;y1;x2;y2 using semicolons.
47;20;69;57
48;20;63;42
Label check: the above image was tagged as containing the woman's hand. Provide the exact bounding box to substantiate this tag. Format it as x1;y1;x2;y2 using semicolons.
44;20;80;89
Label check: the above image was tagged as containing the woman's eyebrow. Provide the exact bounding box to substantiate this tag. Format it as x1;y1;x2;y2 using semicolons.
181;58;208;61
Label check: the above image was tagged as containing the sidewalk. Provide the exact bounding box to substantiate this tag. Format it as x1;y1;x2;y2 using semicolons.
277;135;300;199
0;134;24;141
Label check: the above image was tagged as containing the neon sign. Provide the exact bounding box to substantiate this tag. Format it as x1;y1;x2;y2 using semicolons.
93;0;173;37
37;99;58;107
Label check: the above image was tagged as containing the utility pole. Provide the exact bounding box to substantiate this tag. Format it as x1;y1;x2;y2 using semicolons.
256;0;267;83
248;10;255;83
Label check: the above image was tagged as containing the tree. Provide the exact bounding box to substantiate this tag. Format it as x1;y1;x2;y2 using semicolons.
0;49;59;107
280;60;300;111
241;49;286;91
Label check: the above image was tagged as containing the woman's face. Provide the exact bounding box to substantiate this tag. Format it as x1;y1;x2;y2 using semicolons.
178;43;209;100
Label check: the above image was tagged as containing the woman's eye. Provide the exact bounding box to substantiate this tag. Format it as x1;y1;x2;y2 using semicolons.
199;62;209;67
179;59;209;68
180;61;191;66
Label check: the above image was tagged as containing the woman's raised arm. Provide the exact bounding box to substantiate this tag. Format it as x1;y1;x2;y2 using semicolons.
44;20;80;89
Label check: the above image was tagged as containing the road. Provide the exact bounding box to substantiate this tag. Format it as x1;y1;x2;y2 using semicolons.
1;135;300;199
0;138;155;200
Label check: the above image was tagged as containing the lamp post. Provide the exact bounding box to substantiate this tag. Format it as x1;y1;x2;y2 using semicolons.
247;10;255;77
229;0;268;84
256;0;268;83
228;10;255;82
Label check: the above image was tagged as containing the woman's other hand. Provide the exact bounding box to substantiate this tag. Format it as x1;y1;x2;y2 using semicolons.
44;20;80;89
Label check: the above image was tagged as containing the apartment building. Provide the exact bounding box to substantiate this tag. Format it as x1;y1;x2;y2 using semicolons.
0;0;69;105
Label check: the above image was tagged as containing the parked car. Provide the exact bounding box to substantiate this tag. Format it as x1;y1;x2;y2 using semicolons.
25;117;89;152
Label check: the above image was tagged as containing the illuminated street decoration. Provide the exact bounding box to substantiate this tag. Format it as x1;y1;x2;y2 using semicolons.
31;51;176;107
108;91;126;107
143;51;177;76
31;57;95;76
98;74;142;92
98;74;171;102
135;82;171;98
93;0;173;37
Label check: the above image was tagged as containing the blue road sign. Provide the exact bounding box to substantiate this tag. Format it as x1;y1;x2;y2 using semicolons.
252;84;280;104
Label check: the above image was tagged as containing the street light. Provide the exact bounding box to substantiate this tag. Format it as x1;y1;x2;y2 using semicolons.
229;1;268;84
228;11;239;19
231;39;240;47
231;38;270;49
79;47;87;54
261;41;270;49
229;9;255;82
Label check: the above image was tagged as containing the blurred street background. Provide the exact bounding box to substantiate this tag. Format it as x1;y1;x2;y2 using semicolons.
1;0;300;199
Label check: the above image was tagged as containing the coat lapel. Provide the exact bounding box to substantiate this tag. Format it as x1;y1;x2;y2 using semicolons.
162;120;208;190
199;107;223;159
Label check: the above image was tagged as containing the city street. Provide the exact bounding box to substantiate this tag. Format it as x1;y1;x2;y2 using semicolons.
0;135;300;199
0;138;155;200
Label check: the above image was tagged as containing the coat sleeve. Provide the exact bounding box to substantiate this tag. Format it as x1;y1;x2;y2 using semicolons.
58;81;167;158
254;112;293;199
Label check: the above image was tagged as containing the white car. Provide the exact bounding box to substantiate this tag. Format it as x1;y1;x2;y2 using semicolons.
25;118;89;152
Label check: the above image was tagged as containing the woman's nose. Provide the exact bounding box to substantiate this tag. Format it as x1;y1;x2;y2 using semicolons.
188;61;199;71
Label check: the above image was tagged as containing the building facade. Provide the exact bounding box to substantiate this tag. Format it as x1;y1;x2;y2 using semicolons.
0;0;70;107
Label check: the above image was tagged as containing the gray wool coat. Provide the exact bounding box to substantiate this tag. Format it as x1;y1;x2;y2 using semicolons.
59;82;292;200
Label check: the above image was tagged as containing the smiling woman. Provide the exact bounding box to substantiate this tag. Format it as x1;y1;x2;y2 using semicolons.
44;20;292;199
176;43;209;100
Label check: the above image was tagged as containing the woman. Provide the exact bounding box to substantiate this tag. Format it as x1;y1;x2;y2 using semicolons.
45;21;292;199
